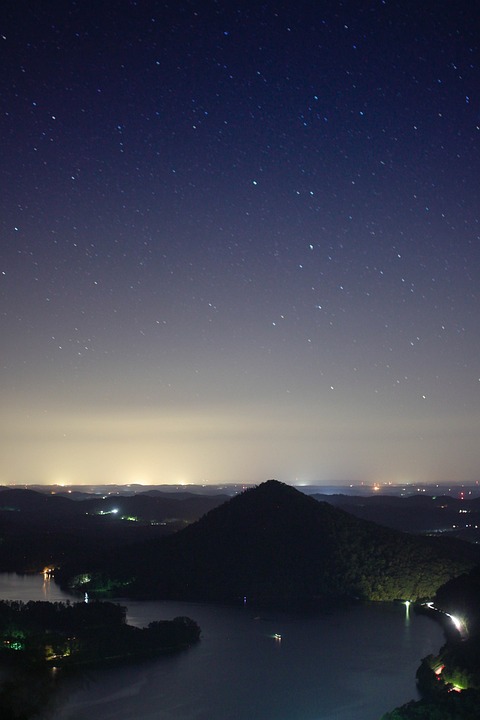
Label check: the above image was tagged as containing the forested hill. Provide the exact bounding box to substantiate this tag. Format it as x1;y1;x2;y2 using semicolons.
61;480;480;606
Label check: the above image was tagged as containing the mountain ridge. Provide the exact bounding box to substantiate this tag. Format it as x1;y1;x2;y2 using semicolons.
63;480;479;607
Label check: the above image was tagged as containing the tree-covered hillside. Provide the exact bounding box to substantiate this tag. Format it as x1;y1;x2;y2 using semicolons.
59;481;479;606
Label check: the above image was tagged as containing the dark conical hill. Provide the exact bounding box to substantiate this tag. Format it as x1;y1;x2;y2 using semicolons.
77;481;479;606
125;481;477;605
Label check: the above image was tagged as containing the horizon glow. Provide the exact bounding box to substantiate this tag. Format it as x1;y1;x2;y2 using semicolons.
1;2;479;486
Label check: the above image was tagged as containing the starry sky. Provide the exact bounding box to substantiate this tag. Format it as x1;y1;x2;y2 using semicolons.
1;0;479;487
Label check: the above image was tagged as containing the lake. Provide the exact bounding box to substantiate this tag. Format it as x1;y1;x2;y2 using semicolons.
0;573;444;720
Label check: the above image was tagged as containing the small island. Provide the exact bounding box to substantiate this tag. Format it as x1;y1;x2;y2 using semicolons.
0;599;200;668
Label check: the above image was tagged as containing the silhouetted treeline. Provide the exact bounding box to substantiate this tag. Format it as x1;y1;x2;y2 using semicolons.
380;688;480;719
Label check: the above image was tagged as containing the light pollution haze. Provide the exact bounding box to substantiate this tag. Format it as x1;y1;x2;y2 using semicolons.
1;1;480;486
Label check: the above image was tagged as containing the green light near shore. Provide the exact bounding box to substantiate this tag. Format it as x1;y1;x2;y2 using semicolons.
3;640;25;651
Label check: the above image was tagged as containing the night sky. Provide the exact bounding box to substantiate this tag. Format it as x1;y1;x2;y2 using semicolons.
1;1;479;486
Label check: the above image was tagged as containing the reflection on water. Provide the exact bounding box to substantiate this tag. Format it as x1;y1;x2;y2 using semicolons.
0;574;445;720
0;572;74;603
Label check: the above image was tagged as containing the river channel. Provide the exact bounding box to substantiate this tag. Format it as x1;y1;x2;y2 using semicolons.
0;573;444;720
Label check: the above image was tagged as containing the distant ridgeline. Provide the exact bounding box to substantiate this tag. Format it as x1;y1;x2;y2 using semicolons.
0;599;200;667
0;486;229;573
57;480;480;606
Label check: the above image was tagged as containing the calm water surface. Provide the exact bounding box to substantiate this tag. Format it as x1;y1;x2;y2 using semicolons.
0;573;444;720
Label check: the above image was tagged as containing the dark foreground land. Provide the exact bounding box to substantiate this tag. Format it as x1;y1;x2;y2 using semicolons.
0;599;200;719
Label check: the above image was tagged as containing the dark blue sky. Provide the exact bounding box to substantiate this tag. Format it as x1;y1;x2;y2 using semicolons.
1;0;479;485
